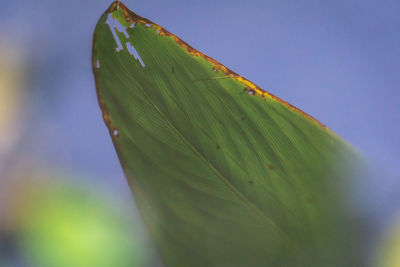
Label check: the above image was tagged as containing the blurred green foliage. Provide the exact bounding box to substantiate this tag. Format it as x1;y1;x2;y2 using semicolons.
19;183;147;266
0;174;153;267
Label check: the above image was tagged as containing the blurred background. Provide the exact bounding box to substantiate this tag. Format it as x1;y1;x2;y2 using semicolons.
0;0;399;266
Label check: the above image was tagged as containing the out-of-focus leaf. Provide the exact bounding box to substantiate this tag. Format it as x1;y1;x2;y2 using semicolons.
93;2;364;266
375;218;400;267
16;180;149;267
0;39;26;160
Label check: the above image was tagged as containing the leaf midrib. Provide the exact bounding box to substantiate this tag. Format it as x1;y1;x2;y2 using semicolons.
129;79;306;259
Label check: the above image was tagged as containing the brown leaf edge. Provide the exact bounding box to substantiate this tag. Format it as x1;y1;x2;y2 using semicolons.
100;1;329;128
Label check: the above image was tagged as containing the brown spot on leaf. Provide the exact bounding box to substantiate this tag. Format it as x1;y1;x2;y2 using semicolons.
268;165;275;170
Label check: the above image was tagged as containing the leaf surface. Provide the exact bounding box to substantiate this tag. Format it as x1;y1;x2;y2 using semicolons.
93;2;363;266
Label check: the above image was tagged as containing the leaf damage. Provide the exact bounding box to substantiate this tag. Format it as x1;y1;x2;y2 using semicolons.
92;2;365;266
98;1;329;130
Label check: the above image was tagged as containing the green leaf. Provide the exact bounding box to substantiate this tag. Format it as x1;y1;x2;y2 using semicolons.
92;2;364;266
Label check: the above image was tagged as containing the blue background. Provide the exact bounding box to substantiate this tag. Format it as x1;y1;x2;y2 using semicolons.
1;0;399;263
